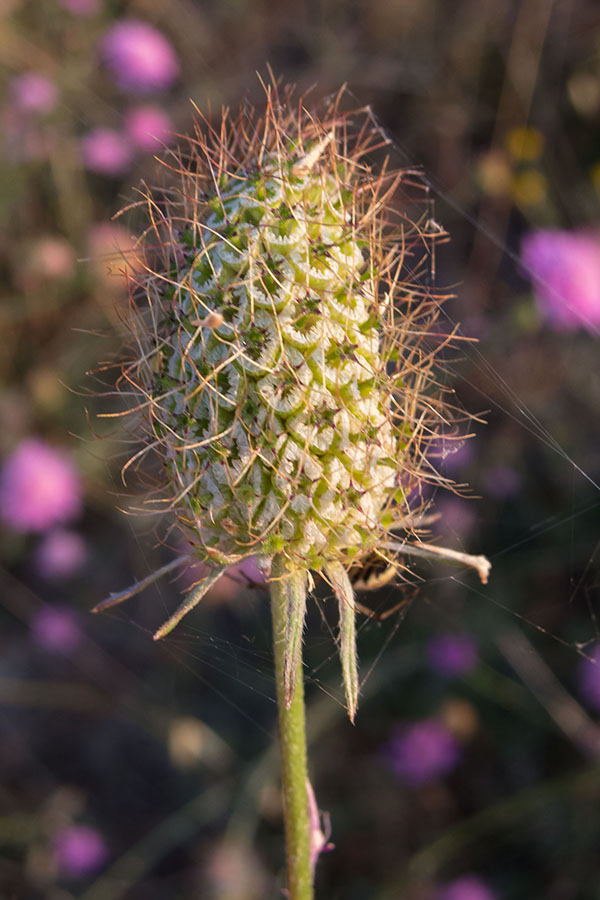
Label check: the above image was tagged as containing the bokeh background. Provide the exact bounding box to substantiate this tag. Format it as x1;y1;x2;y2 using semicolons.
1;1;600;898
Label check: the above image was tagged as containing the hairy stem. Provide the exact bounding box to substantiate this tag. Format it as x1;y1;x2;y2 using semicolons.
270;555;313;900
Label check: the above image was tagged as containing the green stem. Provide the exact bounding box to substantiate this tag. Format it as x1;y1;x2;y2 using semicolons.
270;555;313;900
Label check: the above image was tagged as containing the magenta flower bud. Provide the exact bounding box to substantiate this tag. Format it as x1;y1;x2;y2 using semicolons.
30;605;82;655
125;104;173;151
427;634;479;678
9;72;57;115
385;718;461;786
81;128;132;176
0;439;82;533
521;229;600;332
101;19;180;93
34;528;88;580
53;825;108;877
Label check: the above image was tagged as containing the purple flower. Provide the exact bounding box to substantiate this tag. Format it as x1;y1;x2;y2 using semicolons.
125;104;173;150
102;19;180;93
59;0;100;14
30;606;82;655
81;128;133;176
9;73;57;115
427;634;479;678
0;439;82;533
436;875;497;900
34;528;88;580
577;644;600;711
385;718;461;786
521;229;600;332
54;825;108;877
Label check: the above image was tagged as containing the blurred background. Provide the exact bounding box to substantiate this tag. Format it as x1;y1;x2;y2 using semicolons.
1;1;600;898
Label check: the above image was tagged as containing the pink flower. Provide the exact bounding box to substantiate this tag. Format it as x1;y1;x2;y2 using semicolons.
125;104;173;151
427;634;479;678
436;875;497;900
0;439;82;533
81;128;132;176
521;229;600;332
9;73;57;115
53;825;108;877
384;718;461;786
34;528;88;580
30;606;82;655
102;19;180;93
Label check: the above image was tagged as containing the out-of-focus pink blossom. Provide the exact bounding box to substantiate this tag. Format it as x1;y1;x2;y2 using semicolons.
0;439;82;533
53;825;108;877
102;20;180;93
577;644;600;711
427;634;479;678
9;73;57;115
59;0;100;14
384;718;461;786
34;529;88;580
436;875;497;900
30;606;82;655
124;104;173;150
81;128;132;176
20;237;76;290
521;229;600;333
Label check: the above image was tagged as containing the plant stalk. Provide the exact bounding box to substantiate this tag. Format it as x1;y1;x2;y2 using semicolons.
270;555;313;900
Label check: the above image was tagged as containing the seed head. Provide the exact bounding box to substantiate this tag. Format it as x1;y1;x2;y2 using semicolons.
107;80;489;718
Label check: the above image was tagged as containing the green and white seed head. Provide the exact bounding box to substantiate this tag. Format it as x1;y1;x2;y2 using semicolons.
111;81;488;718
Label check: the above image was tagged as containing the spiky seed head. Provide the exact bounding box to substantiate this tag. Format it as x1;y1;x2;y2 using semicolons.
124;83;450;575
112;81;470;716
